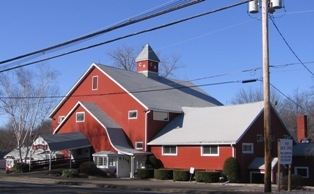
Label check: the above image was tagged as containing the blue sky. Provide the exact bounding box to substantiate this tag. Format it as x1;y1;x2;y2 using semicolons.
0;0;314;109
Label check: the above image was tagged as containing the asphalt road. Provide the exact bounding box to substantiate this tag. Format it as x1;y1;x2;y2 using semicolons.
0;169;312;193
0;179;163;194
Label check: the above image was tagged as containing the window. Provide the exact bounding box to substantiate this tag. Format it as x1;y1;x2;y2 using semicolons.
94;156;106;166
58;116;65;123
201;145;219;156
294;167;309;178
242;143;254;154
128;110;138;119
76;112;85;122
109;158;116;166
153;111;169;121
135;141;144;150
162;146;177;155
92;76;98;90
257;134;263;142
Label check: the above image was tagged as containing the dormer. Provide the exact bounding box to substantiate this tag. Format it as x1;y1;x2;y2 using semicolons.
135;44;160;78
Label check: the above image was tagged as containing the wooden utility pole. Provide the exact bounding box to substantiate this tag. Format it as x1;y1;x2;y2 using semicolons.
262;0;272;192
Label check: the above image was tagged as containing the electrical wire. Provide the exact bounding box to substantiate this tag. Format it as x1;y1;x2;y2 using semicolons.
0;0;251;73
270;16;314;77
0;0;203;67
0;78;256;100
270;83;304;110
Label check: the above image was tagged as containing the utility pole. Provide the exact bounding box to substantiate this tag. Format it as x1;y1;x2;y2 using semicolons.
249;0;283;192
261;0;271;192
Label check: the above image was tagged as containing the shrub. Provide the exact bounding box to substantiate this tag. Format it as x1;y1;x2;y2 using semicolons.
62;169;79;178
136;169;154;179
281;174;303;191
145;155;163;169
173;170;190;181
47;169;63;176
223;157;241;183
79;161;98;176
13;163;28;173
154;169;173;180
195;171;220;183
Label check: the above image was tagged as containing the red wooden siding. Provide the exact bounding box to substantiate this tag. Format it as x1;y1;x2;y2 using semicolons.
150;145;233;170
52;67;147;149
57;105;115;153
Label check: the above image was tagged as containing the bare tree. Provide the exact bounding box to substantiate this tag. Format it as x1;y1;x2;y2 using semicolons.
107;44;137;72
0;65;59;163
231;87;281;105
276;89;314;139
231;87;314;140
107;44;183;78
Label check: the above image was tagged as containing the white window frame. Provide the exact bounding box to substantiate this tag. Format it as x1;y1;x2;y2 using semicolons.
257;134;263;142
76;112;85;122
58;116;65;123
135;141;144;150
162;146;177;156
92;76;98;90
242;143;254;154
128;110;138;119
294;166;309;178
153;111;169;121
201;145;219;156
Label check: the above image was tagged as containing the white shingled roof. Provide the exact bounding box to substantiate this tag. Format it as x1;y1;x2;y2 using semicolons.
148;101;264;145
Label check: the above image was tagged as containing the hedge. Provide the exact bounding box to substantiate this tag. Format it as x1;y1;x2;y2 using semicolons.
173;170;190;181
154;169;173;180
195;171;221;183
136;169;154;179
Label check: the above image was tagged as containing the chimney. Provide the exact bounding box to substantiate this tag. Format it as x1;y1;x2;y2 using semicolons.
135;44;160;78
297;115;307;143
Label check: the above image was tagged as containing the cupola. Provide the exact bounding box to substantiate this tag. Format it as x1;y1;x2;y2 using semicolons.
135;44;160;78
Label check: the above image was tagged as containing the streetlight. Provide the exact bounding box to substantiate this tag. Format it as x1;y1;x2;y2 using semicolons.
248;0;283;192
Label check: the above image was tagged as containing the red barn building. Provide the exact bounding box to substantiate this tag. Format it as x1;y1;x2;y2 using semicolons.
49;44;294;181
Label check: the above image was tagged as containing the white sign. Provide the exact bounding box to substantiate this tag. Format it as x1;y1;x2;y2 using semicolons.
279;139;293;165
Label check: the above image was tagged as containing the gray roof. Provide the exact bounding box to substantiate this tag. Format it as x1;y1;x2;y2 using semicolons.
40;132;91;151
148;101;264;145
248;157;278;170
293;143;314;156
81;102;147;155
96;64;222;112
135;44;160;62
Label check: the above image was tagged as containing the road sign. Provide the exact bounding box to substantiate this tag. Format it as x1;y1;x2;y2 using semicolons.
279;139;293;165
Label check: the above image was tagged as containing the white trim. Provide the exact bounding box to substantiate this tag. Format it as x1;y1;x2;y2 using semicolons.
128;110;138;119
135;141;143;150
162;145;177;156
95;64;148;110
49;63;148;118
257;134;263;142
294;166;309;178
92;75;98;90
58;116;65;123
201;145;219;156
76;112;85;122
242;143;254;154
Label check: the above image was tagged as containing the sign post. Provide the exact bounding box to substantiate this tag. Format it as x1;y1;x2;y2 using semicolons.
277;139;293;192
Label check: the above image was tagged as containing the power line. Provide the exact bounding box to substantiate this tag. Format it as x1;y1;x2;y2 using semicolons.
0;0;204;66
270;82;304;110
0;0;250;73
270;16;314;77
0;78;256;100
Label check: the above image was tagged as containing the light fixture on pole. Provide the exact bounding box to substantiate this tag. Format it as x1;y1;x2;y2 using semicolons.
247;0;283;192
